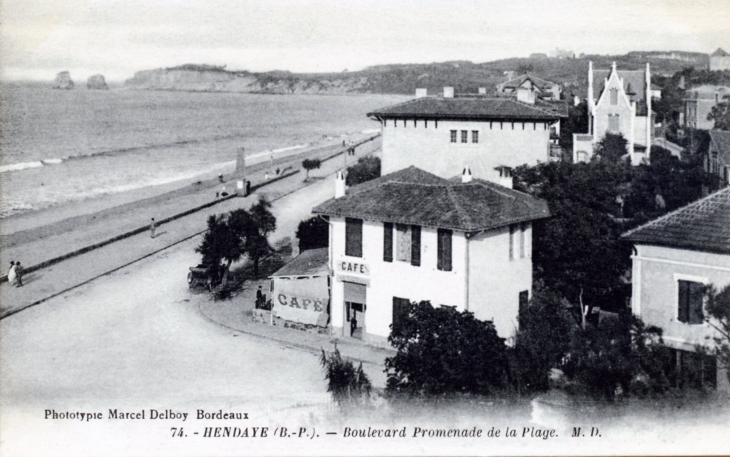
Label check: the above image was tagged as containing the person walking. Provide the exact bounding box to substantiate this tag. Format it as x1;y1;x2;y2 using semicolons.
15;261;23;287
7;261;17;287
150;218;157;239
256;286;263;308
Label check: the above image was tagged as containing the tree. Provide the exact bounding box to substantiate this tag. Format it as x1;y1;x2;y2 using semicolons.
510;286;574;394
302;158;321;180
385;301;509;397
195;214;243;269
295;216;329;252
707;96;730;130
559;100;589;153
593;133;629;164
243;197;277;276
562;314;674;401
346;156;381;187
705;284;730;385
319;347;371;406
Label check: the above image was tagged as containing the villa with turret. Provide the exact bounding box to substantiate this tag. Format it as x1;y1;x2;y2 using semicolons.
573;62;655;165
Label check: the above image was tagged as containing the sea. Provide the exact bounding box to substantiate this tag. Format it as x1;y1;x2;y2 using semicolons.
0;82;406;218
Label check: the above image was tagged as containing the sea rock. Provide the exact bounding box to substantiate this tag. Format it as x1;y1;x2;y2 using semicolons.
52;71;74;89
86;74;109;90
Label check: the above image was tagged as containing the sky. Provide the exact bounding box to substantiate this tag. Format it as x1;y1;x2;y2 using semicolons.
2;0;729;82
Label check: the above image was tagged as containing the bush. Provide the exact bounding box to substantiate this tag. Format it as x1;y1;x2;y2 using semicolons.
319;347;371;405
385;301;509;397
295;216;329;252
346;156;380;186
510;287;574;395
562;314;674;401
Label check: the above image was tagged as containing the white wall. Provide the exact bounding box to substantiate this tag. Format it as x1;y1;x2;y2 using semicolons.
330;217;467;342
380;118;553;181
467;223;533;341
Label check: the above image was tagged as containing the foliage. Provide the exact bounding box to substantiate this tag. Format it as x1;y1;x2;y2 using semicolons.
302;158;322;179
593;133;630;164
195;196;277;278
195;215;243;268
510;286;574;394
705;284;730;385
319;347;371;405
385;301;509;397
562;314;674;401
346;156;381;187
295;216;329;252
513;156;633;312
708;95;730;130
559;100;589;153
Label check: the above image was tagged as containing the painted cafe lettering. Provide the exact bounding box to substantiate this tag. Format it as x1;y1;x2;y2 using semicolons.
277;294;326;312
338;260;369;275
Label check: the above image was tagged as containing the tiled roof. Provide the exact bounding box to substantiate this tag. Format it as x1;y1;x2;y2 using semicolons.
313;167;550;231
621;187;730;255
271;248;329;277
594;69;647;102
368;97;568;121
711;48;729;57
709;130;730;166
500;74;558;91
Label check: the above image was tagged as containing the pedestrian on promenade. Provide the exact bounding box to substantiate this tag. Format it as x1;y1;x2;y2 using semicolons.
7;261;17;286
265;172;269;181
350;310;357;337
245;180;251;196
218;173;224;183
150;218;157;239
256;286;263;308
276;167;280;176
15;261;23;287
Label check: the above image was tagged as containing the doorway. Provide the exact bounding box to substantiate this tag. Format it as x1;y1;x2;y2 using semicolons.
343;282;367;339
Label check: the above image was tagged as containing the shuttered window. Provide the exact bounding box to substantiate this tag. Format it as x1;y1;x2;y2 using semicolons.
678;280;704;325
610;87;618;105
437;229;452;271
608;114;620;132
461;130;468;143
396;224;411;262
392;297;410;333
450;130;457;143
519;222;526;258
345;218;363;258
509;225;516;260
383;222;393;262
410;225;421;267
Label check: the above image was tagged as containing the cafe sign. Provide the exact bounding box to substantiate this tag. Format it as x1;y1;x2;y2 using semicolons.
337;259;369;276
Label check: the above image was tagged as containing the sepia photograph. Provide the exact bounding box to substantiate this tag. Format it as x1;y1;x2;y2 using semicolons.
1;0;729;455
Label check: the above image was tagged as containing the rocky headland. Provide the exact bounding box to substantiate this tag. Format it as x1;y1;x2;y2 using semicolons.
52;71;74;89
87;74;109;90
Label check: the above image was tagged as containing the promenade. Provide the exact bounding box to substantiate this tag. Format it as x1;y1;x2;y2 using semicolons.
0;135;380;319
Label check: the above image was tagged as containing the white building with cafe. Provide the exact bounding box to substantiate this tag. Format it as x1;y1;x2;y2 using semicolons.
312;167;550;346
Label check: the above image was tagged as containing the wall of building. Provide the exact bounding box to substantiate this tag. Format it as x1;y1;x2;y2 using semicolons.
380;118;554;181
710;56;730;71
467;223;533;341
631;244;730;348
329;217;467;342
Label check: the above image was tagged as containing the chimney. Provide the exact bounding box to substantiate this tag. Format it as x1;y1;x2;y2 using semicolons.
495;166;513;189
335;171;346;198
461;166;473;183
443;87;454;98
415;88;427;98
478;87;487;95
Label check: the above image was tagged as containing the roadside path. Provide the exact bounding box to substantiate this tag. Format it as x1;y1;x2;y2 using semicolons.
0;136;380;318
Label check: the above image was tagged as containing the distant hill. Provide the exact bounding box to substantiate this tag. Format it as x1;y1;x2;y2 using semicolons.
124;51;712;96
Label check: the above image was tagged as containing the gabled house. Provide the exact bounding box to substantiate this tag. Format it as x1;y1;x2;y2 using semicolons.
705;130;730;188
368;89;567;182
622;188;730;390
497;74;562;101
573;62;654;165
312;167;550;345
709;48;730;71
683;85;730;130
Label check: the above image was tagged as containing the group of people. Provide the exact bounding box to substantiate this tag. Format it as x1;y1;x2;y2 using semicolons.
343;140;356;156
7;261;24;287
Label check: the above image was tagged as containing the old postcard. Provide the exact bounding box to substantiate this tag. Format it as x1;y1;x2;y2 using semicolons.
1;0;729;455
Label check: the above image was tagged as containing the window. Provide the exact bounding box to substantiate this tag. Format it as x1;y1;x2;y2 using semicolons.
395;224;420;266
471;130;479;143
674;349;717;389
392;297;410;333
345;218;363;258
450;130;457;143
437;229;452;271
608;114;619;132
519;222;526;258
678;280;704;324
610;87;618;105
509;225;516;260
395;224;411;262
461;130;468;143
383;222;393;262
